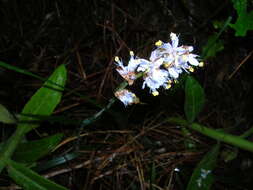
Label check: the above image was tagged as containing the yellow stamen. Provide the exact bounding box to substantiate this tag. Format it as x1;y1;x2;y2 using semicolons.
168;80;172;84
174;80;178;84
114;56;119;62
129;51;134;56
152;91;159;96
189;67;194;72
163;62;171;68
165;84;172;89
155;40;163;46
199;62;204;67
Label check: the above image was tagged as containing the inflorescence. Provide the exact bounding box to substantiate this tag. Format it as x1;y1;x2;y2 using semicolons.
114;32;204;106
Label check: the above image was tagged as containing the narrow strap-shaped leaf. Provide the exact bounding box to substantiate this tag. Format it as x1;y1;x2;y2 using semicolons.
187;144;220;190
13;134;63;164
0;65;67;173
19;64;66;133
7;160;67;190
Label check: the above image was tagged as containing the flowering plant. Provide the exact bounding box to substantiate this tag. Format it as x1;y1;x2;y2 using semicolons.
114;32;204;106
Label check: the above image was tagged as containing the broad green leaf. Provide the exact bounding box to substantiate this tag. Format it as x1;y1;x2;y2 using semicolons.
19;64;67;133
184;76;205;123
7;160;67;190
230;0;253;36
0;104;16;124
202;34;224;59
186;144;220;190
0;65;67;173
13;134;63;164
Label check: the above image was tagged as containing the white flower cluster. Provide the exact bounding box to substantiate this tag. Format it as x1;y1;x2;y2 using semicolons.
114;32;204;106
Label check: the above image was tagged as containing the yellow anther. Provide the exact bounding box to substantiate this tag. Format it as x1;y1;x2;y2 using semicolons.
152;91;159;96
163;62;171;68
114;56;119;62
155;40;163;46
130;51;134;56
165;84;172;89
168;80;172;84
189;67;194;72
199;62;204;67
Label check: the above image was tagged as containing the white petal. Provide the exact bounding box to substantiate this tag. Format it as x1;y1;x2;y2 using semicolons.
149;49;160;62
188;55;199;66
170;33;179;48
128;57;140;71
168;68;179;79
115;89;139;106
161;43;172;53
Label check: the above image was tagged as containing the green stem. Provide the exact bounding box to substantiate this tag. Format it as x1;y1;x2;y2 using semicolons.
167;117;253;152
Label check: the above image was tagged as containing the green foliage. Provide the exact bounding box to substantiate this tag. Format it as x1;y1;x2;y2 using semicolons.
19;64;67;133
167;117;253;153
186;144;220;190
7;160;67;190
0;104;16;124
0;64;67;174
184;76;205;123
230;0;253;36
202;34;224;59
13;134;63;164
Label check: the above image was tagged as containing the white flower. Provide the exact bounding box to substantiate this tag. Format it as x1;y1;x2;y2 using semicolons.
114;32;203;102
115;51;141;85
151;32;200;79
114;89;140;106
138;57;171;95
142;68;169;96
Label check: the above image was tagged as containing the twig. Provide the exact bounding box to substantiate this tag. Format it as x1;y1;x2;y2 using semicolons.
228;49;253;79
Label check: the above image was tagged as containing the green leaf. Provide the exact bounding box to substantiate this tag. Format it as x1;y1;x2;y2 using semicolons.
202;34;224;59
186;144;220;190
13;134;63;164
7;160;67;190
19;64;67;133
0;65;67;173
0;104;16;124
184;76;205;123
230;0;253;36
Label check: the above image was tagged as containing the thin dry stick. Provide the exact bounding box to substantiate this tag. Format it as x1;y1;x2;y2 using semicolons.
228;49;253;79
